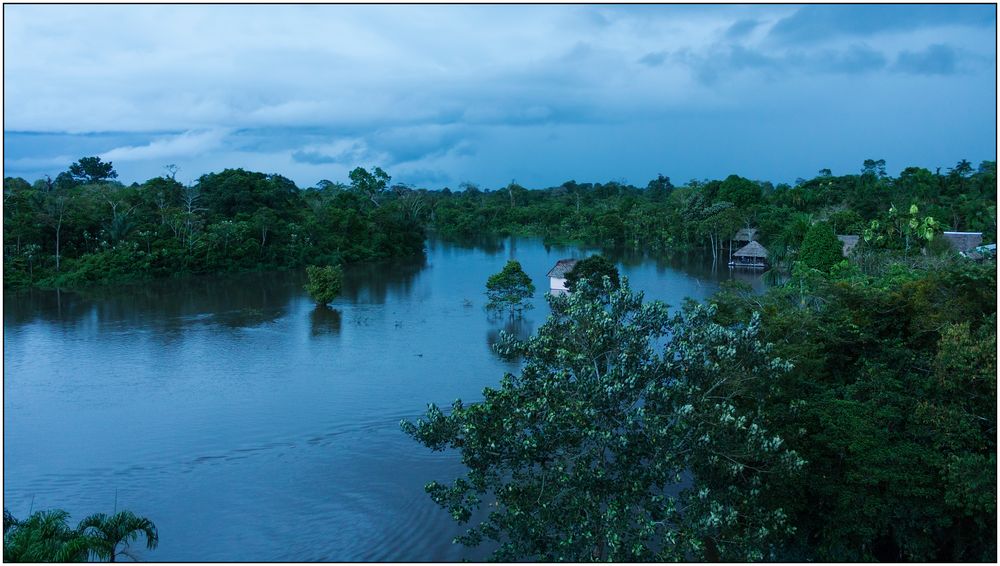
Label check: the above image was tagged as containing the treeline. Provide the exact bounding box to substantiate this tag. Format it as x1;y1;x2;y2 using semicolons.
426;158;996;257
4;157;996;289
3;161;425;288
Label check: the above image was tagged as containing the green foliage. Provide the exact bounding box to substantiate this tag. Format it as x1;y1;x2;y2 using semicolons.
3;162;425;290
798;222;844;271
485;260;535;316
77;510;159;562
3;509;93;563
403;281;802;561
304;265;344;306
564;254;620;295
68;156;117;184
708;259;997;561
4;507;158;563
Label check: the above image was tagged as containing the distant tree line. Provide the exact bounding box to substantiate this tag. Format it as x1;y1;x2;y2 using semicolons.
4;156;995;290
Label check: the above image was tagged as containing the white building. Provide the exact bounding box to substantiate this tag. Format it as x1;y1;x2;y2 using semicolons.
546;258;579;295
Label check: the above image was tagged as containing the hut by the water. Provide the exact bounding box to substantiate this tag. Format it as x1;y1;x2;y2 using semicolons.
547;259;579;294
729;241;769;269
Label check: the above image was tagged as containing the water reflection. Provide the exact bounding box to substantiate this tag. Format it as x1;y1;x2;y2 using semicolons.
309;307;342;336
485;316;534;362
3;272;303;332
339;256;426;305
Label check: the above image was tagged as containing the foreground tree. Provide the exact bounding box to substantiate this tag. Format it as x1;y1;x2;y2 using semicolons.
304;265;344;306
484;260;535;317
403;280;803;561
3;509;92;562
77;510;158;562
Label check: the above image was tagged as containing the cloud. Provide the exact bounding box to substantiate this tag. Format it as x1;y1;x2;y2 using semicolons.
638;51;668;67
768;5;994;45
894;44;959;75
100;129;230;162
2;5;995;189
726;19;759;39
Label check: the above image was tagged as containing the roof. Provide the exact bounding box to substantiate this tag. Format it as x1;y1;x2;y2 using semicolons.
837;235;860;257
546;258;579;278
942;231;983;253
733;241;769;258
733;228;758;242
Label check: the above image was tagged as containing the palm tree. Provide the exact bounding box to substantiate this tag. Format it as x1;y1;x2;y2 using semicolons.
3;509;93;562
77;510;158;562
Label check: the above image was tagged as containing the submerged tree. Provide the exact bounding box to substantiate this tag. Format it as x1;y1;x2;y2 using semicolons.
304;265;344;306
403;280;803;561
485;260;535;317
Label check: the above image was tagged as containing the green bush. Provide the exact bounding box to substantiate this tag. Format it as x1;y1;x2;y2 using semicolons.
304;265;343;305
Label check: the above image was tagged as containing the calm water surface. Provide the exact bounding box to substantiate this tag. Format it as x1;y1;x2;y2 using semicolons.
4;238;766;561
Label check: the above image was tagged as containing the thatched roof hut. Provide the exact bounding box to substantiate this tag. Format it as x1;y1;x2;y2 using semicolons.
546;259;579;279
733;241;769;259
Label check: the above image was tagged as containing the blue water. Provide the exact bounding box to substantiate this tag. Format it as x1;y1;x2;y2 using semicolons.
3;237;765;561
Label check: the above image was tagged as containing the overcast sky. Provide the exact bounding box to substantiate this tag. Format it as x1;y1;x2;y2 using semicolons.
3;4;996;189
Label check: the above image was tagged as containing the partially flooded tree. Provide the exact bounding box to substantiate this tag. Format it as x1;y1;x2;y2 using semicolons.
403;280;803;561
484;260;535;317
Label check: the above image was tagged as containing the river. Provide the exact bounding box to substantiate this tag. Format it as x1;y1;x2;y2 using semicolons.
3;237;766;561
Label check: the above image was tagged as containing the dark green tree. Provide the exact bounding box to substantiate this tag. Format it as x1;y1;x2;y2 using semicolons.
349;166;390;208
485;260;535;316
798;222;844;271
403;281;803;561
68;156;118;184
564;254;620;296
304;265;344;306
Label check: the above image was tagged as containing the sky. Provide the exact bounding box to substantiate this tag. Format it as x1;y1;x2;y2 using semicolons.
3;4;996;189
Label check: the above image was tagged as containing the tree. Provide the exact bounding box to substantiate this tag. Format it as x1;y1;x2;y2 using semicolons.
77;510;158;562
403;281;803;561
3;509;93;562
564;254;620;296
485;260;535;316
349;166;390;208
68;156;118;184
798;222;844;272
304;265;344;306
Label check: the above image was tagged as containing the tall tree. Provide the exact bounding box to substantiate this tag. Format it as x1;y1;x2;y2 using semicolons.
404;282;802;561
68;156;118;184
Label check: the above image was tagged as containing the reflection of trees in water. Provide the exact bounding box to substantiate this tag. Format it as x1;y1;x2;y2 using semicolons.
309;306;342;336
3;271;304;332
486;316;534;362
338;256;427;305
429;235;506;256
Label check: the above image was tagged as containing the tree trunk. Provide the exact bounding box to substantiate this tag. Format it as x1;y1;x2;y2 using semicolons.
55;222;62;272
